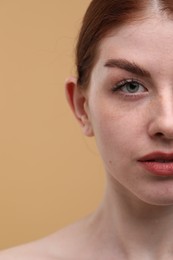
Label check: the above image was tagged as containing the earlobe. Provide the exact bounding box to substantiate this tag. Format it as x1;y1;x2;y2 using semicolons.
65;77;94;137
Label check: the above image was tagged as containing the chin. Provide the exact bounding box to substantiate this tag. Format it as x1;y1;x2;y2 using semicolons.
136;192;173;207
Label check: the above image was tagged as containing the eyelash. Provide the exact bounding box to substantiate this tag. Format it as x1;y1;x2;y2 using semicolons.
111;78;148;97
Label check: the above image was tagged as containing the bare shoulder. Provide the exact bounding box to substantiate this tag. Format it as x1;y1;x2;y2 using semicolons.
0;215;95;260
0;238;57;260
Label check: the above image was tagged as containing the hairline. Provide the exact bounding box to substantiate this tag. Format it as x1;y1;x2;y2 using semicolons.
78;12;157;89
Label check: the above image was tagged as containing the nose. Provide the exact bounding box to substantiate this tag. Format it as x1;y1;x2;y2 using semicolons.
148;95;173;140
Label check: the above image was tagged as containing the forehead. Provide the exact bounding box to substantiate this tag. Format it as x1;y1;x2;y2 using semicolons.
94;16;173;71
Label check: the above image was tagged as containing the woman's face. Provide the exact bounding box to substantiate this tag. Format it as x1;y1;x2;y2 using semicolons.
85;16;173;205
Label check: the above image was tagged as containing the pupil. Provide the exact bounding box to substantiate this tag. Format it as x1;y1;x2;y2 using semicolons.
127;83;139;93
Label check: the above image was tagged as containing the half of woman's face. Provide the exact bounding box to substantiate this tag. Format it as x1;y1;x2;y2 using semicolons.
85;15;173;205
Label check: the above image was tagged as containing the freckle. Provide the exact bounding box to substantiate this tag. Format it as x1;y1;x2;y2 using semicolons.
109;160;112;164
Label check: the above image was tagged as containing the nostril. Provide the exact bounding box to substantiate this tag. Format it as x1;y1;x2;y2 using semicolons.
154;131;173;140
155;132;164;137
148;119;173;140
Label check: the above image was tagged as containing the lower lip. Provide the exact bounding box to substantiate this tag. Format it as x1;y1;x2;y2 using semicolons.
139;161;173;176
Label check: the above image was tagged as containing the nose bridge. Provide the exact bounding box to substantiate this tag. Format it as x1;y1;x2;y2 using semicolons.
158;90;173;119
148;89;173;139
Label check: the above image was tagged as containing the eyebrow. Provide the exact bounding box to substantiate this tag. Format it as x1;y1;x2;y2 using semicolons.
104;58;151;78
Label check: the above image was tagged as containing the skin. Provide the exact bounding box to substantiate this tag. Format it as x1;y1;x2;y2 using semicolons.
2;11;173;260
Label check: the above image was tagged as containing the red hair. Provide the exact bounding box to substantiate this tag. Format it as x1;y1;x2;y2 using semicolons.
76;0;173;87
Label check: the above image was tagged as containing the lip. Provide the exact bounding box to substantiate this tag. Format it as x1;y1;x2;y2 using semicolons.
138;151;173;177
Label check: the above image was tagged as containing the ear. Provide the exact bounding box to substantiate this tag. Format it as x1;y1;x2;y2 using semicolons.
65;77;94;137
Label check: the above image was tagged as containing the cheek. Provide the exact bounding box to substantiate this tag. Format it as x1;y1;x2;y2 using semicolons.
90;101;148;171
88;90;150;159
92;108;139;148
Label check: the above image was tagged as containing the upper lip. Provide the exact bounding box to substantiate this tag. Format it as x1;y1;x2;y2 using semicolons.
138;151;173;161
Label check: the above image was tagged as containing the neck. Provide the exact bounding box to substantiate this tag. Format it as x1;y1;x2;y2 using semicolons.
89;176;173;259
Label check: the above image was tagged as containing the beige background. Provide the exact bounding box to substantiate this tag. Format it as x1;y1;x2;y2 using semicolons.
0;0;105;249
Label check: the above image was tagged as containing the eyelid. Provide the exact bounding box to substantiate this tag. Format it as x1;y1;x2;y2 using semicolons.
112;78;147;94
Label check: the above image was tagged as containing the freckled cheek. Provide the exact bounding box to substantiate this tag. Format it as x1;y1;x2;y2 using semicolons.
91;107;145;161
93;112;131;150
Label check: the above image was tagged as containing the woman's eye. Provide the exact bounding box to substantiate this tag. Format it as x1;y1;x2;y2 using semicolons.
112;80;147;95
